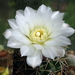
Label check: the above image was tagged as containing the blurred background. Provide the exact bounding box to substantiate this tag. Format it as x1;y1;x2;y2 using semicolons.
0;0;75;50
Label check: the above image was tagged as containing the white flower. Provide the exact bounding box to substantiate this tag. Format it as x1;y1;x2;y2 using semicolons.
62;23;69;28
4;4;74;68
3;29;12;39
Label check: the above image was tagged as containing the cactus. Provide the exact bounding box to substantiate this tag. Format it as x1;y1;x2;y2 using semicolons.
13;50;69;75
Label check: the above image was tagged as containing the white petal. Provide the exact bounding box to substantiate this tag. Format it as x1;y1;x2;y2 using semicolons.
38;4;47;13
26;50;42;68
54;36;71;46
51;11;64;20
20;45;35;56
42;46;55;59
8;19;18;30
42;46;65;60
38;5;52;29
52;21;64;31
7;37;23;48
38;4;52;14
15;10;26;29
3;29;12;39
45;36;71;46
50;29;61;38
45;40;56;46
24;6;36;21
53;46;65;57
51;11;64;25
62;23;69;27
60;27;75;37
12;30;31;45
28;12;44;30
51;11;59;19
18;22;30;36
33;44;44;50
38;5;52;25
15;10;30;36
16;10;25;22
16;10;24;17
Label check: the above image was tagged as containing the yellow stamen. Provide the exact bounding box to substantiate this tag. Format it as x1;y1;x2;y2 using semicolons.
30;27;48;43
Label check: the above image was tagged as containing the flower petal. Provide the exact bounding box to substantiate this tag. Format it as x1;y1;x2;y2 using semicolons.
38;4;52;27
52;21;64;31
54;36;71;46
26;50;42;68
55;36;71;46
3;29;12;39
12;30;31;45
42;46;65;60
51;11;64;20
11;10;30;36
24;6;36;21
16;10;24;19
15;10;25;26
20;45;35;56
50;29;61;38
45;36;71;46
51;11;64;27
18;22;30;36
8;19;18;30
62;23;69;27
42;46;55;59
38;4;52;14
28;12;44;30
7;37;23;48
53;46;65;57
60;27;75;37
38;4;47;13
33;44;44;50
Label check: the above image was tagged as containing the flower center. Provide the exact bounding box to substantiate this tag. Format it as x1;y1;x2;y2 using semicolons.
35;30;43;37
30;27;48;43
